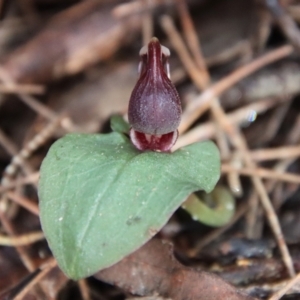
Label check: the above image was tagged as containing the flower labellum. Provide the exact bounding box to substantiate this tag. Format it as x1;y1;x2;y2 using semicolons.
128;37;182;152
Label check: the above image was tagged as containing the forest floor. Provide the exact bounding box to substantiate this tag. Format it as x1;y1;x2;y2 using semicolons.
1;0;300;299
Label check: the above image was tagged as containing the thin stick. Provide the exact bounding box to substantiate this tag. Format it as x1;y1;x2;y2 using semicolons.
256;101;292;145
250;145;300;162
0;66;56;120
0;209;36;271
0;128;35;181
245;191;262;239
0;83;45;95
14;258;57;300
246;158;297;238
222;164;300;184
1;117;61;186
226;152;243;197
268;272;300;300
266;0;300;52
0;118;60;223
0;172;39;193
160;15;208;90
0;127;18;156
175;96;287;149
7;191;39;216
78;279;91;300
175;0;210;85
112;0;165;19
0;66;77;132
285;114;300;144
0;117;61;215
179;44;293;133
246;151;300;236
0;231;44;246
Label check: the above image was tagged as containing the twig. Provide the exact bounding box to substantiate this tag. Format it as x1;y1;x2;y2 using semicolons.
285;114;300;144
288;5;300;23
0;83;45;94
0;127;35;186
249;145;300;162
246;123;300;236
0;231;44;246
226;153;243;197
175;0;210;85
266;0;300;52
78;279;91;300
0;127;18;156
0;117;60;217
242;277;300;298
0;209;36;271
14;258;57;300
245;157;297;238
175;96;288;149
0;66;56;120
222;164;300;184
0;172;39;193
268;272;300;300
7;191;39;216
249;101;291;146
1;117;61;186
251;1;272;52
112;0;166;19
0;66;77;132
178;44;293;133
160;15;208;90
245;191;263;239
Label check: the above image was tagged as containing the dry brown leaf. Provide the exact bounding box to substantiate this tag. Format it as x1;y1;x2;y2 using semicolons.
95;238;257;300
1;1;142;83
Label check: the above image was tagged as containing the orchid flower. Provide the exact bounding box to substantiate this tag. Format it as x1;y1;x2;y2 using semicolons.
128;37;182;152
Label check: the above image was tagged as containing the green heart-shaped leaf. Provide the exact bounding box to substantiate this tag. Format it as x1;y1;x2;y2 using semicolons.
39;132;220;279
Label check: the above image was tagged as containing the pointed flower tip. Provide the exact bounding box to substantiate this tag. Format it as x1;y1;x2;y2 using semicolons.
128;37;182;152
150;36;159;43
